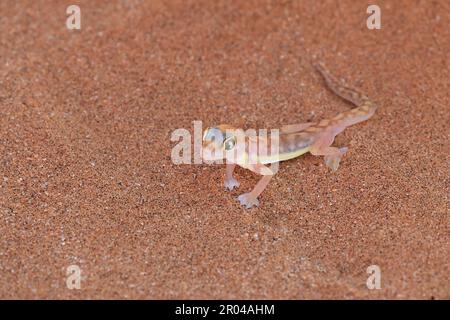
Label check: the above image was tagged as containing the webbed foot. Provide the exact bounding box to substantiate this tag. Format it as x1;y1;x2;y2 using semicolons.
224;178;240;191
324;147;348;171
237;193;260;208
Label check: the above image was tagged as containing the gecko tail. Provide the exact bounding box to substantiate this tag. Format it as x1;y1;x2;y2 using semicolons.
313;62;377;112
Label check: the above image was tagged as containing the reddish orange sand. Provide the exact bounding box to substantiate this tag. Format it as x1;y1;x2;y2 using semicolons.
0;0;448;299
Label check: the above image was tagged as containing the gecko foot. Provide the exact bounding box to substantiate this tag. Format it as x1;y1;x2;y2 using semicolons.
224;178;240;191
237;193;260;209
324;147;348;171
325;156;341;171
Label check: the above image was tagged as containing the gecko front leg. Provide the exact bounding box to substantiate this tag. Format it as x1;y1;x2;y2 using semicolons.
224;163;240;190
237;163;275;208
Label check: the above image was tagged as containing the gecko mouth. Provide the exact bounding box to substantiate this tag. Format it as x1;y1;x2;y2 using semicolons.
202;127;225;148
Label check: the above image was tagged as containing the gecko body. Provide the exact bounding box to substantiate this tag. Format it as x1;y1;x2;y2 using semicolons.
202;63;378;208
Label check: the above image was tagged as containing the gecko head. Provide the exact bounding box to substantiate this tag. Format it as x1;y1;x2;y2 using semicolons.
202;124;242;162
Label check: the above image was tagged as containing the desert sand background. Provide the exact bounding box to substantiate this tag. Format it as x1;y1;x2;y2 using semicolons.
0;0;448;299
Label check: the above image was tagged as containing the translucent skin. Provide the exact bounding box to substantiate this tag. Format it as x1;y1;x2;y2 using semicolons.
202;63;378;208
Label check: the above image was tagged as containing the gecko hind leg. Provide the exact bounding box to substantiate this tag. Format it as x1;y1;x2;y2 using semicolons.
311;146;348;171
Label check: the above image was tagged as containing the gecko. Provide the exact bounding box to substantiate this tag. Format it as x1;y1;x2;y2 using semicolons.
202;63;378;208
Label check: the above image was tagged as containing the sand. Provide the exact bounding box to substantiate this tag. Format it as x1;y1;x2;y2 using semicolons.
0;0;448;299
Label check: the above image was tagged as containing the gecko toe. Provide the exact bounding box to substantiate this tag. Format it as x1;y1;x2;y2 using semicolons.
224;178;240;191
237;193;260;208
325;156;341;171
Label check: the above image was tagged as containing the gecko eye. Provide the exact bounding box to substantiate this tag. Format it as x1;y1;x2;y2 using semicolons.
224;137;236;151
